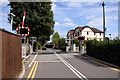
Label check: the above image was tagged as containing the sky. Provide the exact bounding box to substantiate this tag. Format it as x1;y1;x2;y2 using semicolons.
0;0;119;41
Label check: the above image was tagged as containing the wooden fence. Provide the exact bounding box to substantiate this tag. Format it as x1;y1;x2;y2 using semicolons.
0;29;22;79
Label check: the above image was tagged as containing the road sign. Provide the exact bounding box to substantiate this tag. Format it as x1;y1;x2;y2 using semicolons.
21;36;26;39
78;36;85;40
16;27;30;36
30;37;36;42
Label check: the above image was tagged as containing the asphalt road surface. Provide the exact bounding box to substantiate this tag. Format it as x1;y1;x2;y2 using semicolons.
23;48;120;80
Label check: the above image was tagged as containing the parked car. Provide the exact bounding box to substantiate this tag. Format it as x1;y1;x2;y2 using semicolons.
42;47;46;50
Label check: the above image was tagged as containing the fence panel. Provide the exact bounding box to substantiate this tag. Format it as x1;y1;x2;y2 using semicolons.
0;31;2;80
0;29;22;79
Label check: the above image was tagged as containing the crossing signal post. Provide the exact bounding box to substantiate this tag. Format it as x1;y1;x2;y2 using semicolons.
16;27;30;43
16;10;31;43
16;27;30;36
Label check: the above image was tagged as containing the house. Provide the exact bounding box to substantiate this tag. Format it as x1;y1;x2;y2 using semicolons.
73;26;104;41
66;29;74;46
67;26;104;42
66;26;104;52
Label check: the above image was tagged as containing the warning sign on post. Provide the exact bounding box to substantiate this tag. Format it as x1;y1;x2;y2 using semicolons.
16;27;30;36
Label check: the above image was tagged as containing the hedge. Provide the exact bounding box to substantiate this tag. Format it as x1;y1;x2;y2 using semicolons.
86;40;120;66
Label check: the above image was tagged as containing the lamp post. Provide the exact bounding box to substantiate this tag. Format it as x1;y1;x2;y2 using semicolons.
109;34;111;40
10;13;16;31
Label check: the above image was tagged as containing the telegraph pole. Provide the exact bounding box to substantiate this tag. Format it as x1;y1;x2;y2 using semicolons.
102;2;106;40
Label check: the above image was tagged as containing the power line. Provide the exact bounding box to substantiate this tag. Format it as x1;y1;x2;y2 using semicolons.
73;3;102;21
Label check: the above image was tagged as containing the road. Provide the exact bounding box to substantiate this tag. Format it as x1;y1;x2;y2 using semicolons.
23;48;119;80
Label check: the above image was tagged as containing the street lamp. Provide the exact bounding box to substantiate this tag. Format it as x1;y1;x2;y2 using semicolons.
109;34;111;40
10;13;16;31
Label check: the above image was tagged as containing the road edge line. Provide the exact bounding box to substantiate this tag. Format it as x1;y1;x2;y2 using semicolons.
84;55;120;72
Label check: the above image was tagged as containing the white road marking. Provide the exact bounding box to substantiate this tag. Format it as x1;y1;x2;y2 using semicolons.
63;59;87;79
49;49;88;80
35;60;61;63
48;49;53;52
28;52;38;67
24;61;29;63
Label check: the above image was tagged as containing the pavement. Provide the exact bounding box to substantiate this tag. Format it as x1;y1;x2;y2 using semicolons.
20;48;120;80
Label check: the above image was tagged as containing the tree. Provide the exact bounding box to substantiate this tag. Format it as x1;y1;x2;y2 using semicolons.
8;1;55;45
58;38;66;51
52;32;60;46
58;38;66;48
73;39;79;46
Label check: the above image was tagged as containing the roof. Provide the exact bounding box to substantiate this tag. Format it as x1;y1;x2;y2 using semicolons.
67;29;74;37
74;26;103;33
91;28;103;33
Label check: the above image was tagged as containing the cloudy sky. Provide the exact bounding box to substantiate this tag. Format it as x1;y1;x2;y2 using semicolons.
52;1;118;39
0;0;119;40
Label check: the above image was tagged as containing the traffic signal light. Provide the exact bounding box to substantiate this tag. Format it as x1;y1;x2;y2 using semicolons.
16;27;30;36
20;28;28;34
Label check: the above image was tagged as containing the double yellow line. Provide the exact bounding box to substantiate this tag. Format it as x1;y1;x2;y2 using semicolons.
27;61;38;80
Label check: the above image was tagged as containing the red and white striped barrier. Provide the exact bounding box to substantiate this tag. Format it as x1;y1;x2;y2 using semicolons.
16;10;30;36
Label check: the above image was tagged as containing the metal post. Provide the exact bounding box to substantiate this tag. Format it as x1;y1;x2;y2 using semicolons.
102;2;106;40
18;24;20;34
80;40;82;54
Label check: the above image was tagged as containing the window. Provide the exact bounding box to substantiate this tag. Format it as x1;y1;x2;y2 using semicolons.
78;32;79;36
87;32;89;35
75;33;77;36
94;32;96;35
100;33;101;36
87;38;89;40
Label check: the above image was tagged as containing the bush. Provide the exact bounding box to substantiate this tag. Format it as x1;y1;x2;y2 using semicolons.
60;46;66;51
36;41;42;50
54;46;59;49
86;40;120;66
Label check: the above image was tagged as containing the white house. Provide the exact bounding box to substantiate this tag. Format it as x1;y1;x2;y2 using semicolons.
66;26;104;52
73;26;104;41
